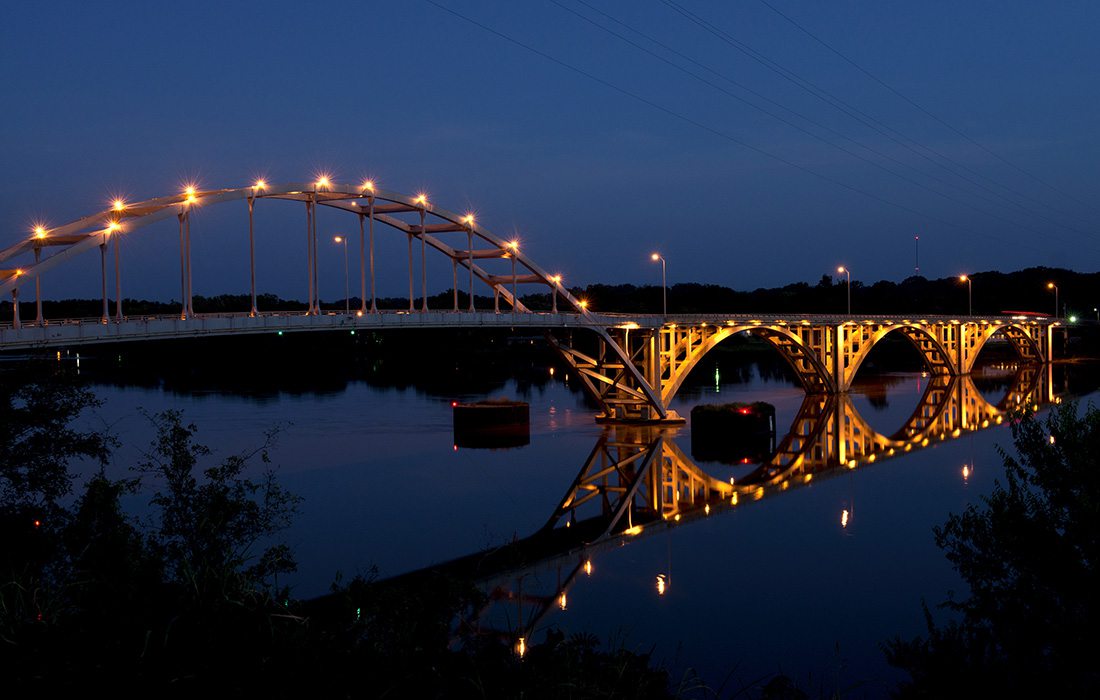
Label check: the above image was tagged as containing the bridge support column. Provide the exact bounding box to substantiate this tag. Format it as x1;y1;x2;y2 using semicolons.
368;197;377;313
177;213;188;320
248;197;257;317
184;213;193;318
34;247;42;327
113;233;122;323
100;239;109;324
10;288;19;330
420;210;429;312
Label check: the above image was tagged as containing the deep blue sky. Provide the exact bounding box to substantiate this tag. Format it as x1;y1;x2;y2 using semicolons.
3;1;1097;303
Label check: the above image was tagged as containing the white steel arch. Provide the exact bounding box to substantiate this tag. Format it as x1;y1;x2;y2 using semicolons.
0;181;588;319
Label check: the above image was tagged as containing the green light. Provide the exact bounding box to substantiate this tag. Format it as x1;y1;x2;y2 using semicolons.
1069;315;1078;323
355;607;361;621
277;331;283;336
350;330;356;335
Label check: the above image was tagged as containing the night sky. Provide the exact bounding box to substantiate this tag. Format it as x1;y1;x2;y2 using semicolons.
3;1;1097;303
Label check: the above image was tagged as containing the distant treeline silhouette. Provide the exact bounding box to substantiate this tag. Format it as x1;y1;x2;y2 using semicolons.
1;266;1093;319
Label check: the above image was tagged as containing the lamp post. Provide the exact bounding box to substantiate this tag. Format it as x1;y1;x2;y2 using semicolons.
1047;282;1058;318
959;275;972;316
334;235;349;314
837;266;851;315
651;253;667;316
1093;307;1098;322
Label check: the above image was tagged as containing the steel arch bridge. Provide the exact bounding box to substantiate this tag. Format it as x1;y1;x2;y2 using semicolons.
0;180;1058;423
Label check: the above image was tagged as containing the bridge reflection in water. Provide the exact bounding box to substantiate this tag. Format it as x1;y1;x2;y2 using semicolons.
395;364;1056;654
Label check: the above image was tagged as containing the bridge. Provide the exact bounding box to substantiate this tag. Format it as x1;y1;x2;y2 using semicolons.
370;364;1056;652
1;180;1058;422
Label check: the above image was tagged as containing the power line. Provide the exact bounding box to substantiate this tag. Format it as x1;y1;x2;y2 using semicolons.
422;1;959;230
553;0;1089;245
660;0;1097;241
756;0;1099;219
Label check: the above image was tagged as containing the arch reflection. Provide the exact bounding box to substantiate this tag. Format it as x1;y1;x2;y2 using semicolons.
396;364;1056;650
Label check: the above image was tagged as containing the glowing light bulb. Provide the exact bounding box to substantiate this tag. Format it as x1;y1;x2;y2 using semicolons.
254;179;267;190
361;180;375;191
584;559;592;576
656;574;668;596
841;509;849;528
558;592;567;610
112;199;126;211
33;225;47;239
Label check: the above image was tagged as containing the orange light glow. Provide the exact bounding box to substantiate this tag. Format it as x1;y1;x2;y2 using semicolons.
584;559;592;576
516;637;527;658
651;253;660;261
507;239;519;250
334;236;343;243
462;213;475;225
962;464;970;480
112;198;126;211
550;274;562;284
656;574;668;596
837;266;846;274
316;175;331;189
33;225;47;239
841;509;849;528
414;192;428;205
959;275;968;282
558;592;567;610
1047;282;1055;289
254;179;267;190
106;221;121;232
361;180;374;191
578;299;589;310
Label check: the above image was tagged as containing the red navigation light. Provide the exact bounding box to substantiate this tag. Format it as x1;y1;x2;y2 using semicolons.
33;519;41;528
451;401;458;407
738;407;752;414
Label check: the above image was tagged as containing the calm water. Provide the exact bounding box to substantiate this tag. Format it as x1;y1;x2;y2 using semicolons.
63;338;1093;696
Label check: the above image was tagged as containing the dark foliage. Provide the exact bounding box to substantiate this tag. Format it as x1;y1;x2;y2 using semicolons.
885;401;1100;696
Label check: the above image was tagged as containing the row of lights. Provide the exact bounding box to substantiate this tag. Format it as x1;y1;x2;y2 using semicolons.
26;178;584;308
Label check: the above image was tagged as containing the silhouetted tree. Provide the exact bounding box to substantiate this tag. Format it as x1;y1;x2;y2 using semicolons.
885;401;1100;696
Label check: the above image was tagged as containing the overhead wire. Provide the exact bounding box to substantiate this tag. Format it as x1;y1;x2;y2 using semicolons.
553;0;1085;245
756;0;1099;220
423;1;1059;258
660;0;1097;245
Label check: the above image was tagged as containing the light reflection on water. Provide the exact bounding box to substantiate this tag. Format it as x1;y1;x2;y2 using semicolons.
76;353;1089;692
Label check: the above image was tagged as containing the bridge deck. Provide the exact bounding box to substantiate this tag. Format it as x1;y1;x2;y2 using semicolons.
0;310;1058;352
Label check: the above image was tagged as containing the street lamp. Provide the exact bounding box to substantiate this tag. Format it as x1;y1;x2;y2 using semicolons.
837;266;851;315
1047;282;1058;318
959;275;972;316
334;235;349;314
651;253;667;316
1093;307;1098;322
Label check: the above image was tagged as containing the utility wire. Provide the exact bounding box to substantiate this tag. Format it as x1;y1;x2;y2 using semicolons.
757;0;1098;219
423;1;1057;258
554;0;1087;245
661;0;1096;241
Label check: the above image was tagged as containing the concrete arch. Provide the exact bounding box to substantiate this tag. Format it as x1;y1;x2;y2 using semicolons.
961;323;1044;374
842;323;954;389
660;325;833;405
0;181;587;315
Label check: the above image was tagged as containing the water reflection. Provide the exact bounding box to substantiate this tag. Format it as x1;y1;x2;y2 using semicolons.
390;364;1057;649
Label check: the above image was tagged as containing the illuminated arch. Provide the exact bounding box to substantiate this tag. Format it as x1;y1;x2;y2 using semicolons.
962;322;1044;374
659;324;833;404
841;323;954;387
0;181;587;315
